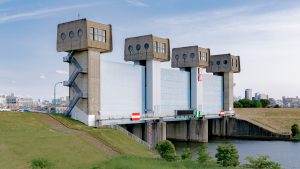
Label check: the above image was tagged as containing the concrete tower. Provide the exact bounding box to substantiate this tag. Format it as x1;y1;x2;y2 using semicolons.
124;34;170;145
206;54;241;112
124;35;170;115
171;46;210;115
171;46;210;142
57;19;112;126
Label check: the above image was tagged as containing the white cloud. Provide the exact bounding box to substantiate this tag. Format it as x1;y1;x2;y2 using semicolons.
0;3;93;24
55;70;68;75
125;0;148;7
39;75;46;79
147;4;300;99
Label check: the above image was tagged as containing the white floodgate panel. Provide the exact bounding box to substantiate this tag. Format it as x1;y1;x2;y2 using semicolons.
160;69;190;116
100;60;145;119
202;74;224;116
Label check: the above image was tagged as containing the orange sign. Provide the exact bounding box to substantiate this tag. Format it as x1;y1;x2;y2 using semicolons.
131;112;140;121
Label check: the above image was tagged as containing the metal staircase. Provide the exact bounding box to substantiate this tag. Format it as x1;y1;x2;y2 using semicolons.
63;51;87;116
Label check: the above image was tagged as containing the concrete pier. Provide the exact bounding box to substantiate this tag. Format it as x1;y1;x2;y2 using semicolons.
166;119;208;142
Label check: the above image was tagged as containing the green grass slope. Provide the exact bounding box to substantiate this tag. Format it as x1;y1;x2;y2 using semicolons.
93;156;236;169
0;112;155;169
235;108;300;132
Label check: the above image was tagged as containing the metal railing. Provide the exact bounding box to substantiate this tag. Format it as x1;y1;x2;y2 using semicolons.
107;125;153;150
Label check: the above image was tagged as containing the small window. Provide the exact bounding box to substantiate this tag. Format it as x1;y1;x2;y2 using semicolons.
217;61;220;65
69;31;74;39
183;54;187;60
162;43;166;53
190;53;195;59
60;33;66;40
154;41;158;52
128;45;133;53
89;27;94;40
223;60;228;64
236;60;238;67
175;54;179;60
144;43;149;49
136;44;141;51
77;29;83;37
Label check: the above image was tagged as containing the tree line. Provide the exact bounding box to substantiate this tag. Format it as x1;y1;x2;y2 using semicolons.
234;99;271;108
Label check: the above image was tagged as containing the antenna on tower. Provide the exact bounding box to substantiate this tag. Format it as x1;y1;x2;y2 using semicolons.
77;13;80;19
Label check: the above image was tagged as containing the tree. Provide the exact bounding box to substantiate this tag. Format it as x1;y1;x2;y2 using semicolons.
31;158;52;169
197;144;211;163
215;144;239;167
291;124;299;137
181;148;192;160
260;99;270;108
251;100;262;108
239;99;252;108
242;155;282;169
274;104;280;108
155;140;177;161
234;101;243;108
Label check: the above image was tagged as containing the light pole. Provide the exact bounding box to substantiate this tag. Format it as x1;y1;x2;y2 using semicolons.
53;82;62;113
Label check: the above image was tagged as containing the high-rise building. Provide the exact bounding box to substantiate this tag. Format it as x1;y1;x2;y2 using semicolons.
245;89;252;100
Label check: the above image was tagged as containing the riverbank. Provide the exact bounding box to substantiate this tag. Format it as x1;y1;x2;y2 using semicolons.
235;108;300;133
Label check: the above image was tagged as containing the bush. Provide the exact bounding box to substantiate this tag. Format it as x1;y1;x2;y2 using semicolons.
181;148;192;160
291;124;299;137
242;155;282;169
197;144;211;163
251;100;262;108
155;140;177;161
239;99;252;108
215;144;239;167
234;101;243;108
31;158;52;169
260;99;270;108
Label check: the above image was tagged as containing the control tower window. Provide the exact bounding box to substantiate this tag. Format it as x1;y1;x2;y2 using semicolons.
154;41;166;53
89;27;106;42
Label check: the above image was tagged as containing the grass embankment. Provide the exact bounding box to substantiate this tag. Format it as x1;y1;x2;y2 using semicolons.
235;108;300;133
0;112;234;169
50;113;155;157
0;112;154;169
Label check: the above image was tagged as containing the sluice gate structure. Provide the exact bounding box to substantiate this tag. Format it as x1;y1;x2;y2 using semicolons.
56;19;241;147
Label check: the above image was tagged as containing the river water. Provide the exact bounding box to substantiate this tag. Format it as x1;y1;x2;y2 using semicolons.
173;138;300;169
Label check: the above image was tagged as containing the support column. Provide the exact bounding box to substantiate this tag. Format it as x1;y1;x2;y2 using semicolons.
146;60;161;115
132;124;143;139
189;119;208;142
191;67;204;114
70;49;100;127
145;121;166;147
223;72;234;111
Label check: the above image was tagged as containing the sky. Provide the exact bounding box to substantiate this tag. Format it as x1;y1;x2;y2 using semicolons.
0;0;300;100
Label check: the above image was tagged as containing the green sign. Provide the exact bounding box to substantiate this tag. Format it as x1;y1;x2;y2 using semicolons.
194;111;201;118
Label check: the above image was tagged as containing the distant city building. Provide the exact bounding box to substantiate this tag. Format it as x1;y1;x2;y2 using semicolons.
0;95;6;108
18;97;33;108
6;93;17;106
254;93;268;100
245;89;252;100
282;96;300;108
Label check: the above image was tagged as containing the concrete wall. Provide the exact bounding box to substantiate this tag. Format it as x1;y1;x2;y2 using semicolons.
100;60;145;119
210;117;291;139
166;120;208;142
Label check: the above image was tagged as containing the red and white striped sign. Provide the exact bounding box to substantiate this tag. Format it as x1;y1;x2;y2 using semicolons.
219;110;225;117
198;68;203;81
131;112;140;121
